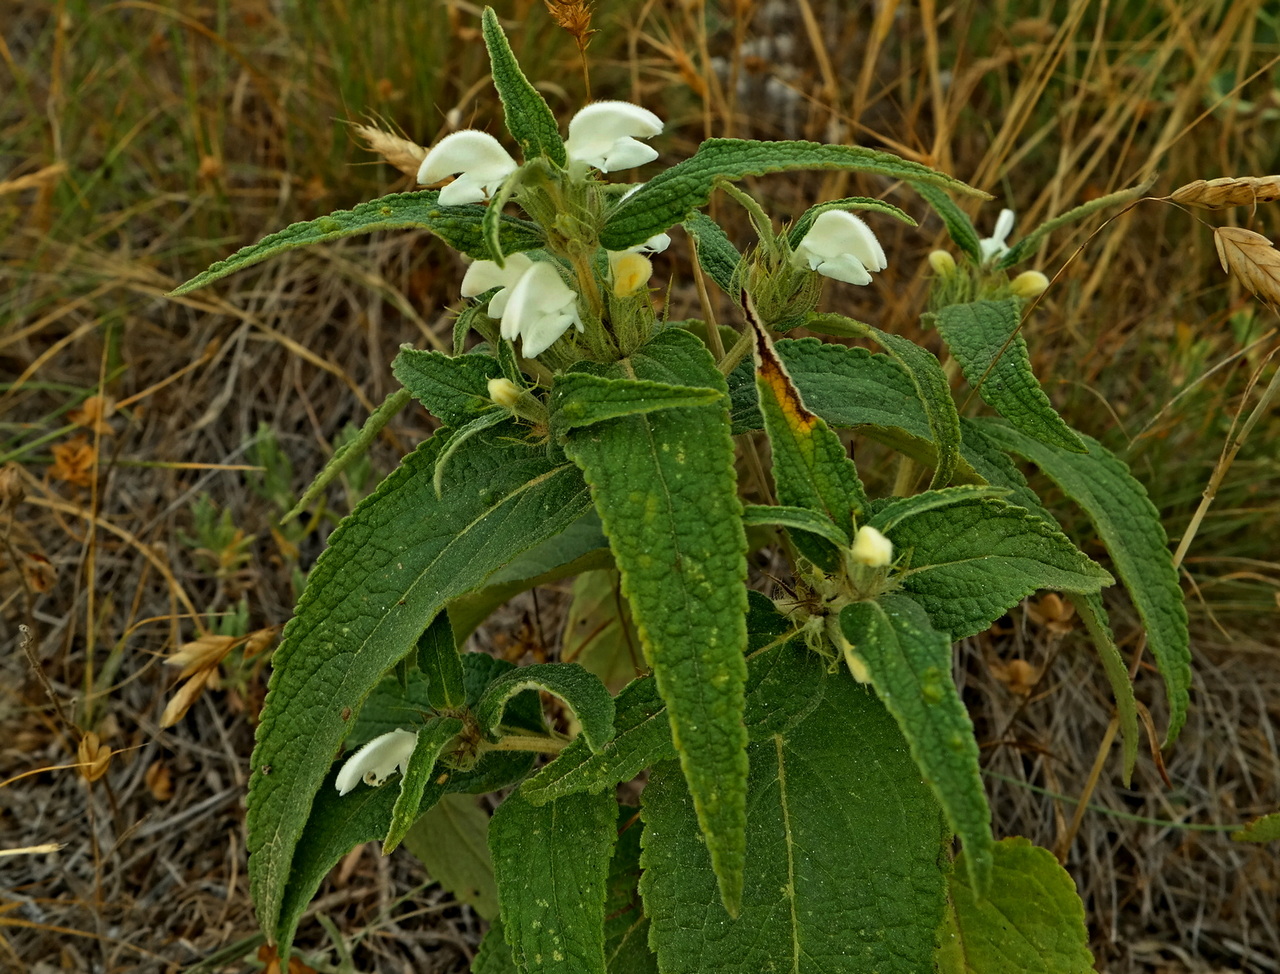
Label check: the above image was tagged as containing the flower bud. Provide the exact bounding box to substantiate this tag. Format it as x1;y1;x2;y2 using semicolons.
851;525;894;568
928;249;956;275
487;377;522;410
1010;270;1050;298
609;251;653;297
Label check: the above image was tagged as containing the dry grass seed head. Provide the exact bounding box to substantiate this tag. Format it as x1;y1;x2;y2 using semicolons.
1170;175;1280;209
1214;226;1280;307
351;122;428;177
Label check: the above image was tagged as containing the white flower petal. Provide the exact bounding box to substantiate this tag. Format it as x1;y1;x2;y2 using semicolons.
334;728;417;796
851;525;894;567
566;101;663;173
978;208;1016;262
504;262;582;357
417;130;518;203
461;253;534;318
791;210;885;286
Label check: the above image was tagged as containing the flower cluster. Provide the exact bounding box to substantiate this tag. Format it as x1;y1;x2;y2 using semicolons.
418;101;666;357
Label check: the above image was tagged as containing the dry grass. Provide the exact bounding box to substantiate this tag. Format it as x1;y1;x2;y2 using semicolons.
2;0;1279;971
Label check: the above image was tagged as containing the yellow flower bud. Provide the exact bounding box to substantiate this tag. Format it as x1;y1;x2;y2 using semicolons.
1010;270;1050;298
851;525;894;568
487;377;522;410
928;249;956;275
609;251;653;297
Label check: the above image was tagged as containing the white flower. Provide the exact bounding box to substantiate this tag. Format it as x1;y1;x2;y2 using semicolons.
791;210;887;286
417;130;518;206
460;252;535;318
609;251;653;296
851;525;894;568
502;261;584;356
979;208;1016;263
335;728;417;796
566;101;663;173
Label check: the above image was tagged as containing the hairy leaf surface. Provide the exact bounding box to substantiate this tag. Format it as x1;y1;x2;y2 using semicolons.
476;662;616;752
480;7;567;166
641;666;948;974
551;372;725;432
393;348;504;427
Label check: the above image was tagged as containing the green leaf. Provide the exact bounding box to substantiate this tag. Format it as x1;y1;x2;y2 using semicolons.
802;316;962;486
911;181;983;262
884;493;1113;639
604;809;659;974
640;666;948;974
683;211;742;294
786;195;917;248
551;371;725;432
481;7;567;167
747;302;865;567
476;921;520;974
246;423;589;944
476;662;616;752
403;794;499;919
491;790;617;974
1069;593;1140;782
432;408;511;496
741;503;850;547
561;328;750;914
1231;812;1280;843
169;191;543;295
975;420;1190;745
392;347;503;426
385;716;465;853
996;177;1155;269
839;595;994;894
416;612;467;712
562;568;646;694
601;139;986;251
282;388;412;523
521;627;823;807
937;837;1094;974
932;299;1087;453
873;485;1011;530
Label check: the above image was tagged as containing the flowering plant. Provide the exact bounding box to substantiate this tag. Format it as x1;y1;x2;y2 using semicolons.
173;9;1186;972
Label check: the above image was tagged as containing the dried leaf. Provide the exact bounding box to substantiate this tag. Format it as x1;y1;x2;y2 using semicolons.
351;123;427;177
21;552;56;593
1025;592;1076;636
48;435;96;487
0;463;24;509
242;625;281;659
1214;226;1280;306
166;633;239;679
67;394;116;435
77;732;112;783
1171;175;1280;209
145;760;174;801
987;657;1043;697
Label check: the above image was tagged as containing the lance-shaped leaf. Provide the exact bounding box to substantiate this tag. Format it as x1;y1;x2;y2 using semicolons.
384;716;466;853
640;665;948;974
392;347;504;427
803;315;961;486
403;794;499;920
522;613;822;807
601;139;986;251
551;371;725;433
873;485;1011;530
937;837;1094;974
973;420;1190;745
684;210;742;294
741;503;849;547
1069;592;1140;782
561;328;750;914
169;191;543;295
931;299;1087;453
746;296;865;566
480;7;567;167
840;595;993;894
882;493;1112;639
283;388;412;523
562;568;646;694
416;612;467;712
911;181;983;262
476;921;519;974
491;790;617;974
476;662;616;752
786;195;917;248
246;423;590;945
996;177;1155;269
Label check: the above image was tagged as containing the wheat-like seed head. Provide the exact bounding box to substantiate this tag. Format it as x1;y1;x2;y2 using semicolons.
1170;175;1280;210
1214;226;1280;307
351;123;428;177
